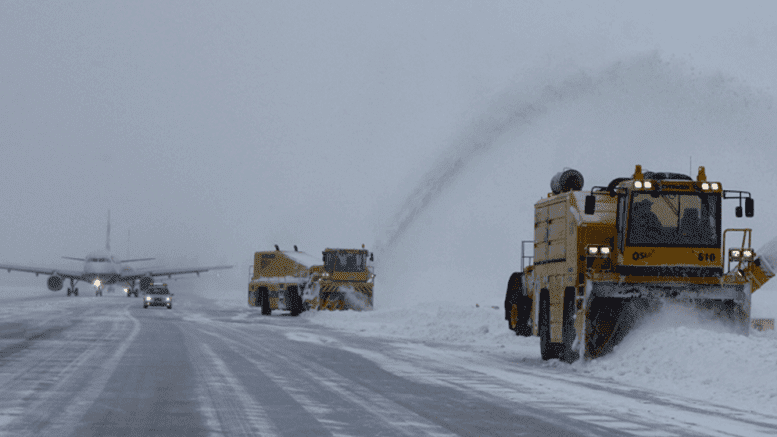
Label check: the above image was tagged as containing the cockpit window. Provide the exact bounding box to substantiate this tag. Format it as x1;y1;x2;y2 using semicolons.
335;252;366;272
627;192;720;247
323;251;367;272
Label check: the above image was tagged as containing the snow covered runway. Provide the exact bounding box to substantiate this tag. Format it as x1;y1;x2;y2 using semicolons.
0;288;775;436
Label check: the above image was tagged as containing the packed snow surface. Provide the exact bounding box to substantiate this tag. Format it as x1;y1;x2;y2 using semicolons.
299;288;777;417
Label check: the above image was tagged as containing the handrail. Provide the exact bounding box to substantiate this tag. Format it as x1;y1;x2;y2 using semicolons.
722;228;752;273
521;240;534;271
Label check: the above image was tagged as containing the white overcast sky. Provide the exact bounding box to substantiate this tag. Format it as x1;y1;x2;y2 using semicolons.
1;1;777;301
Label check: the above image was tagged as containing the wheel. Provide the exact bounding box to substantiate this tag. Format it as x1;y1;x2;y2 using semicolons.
560;288;580;363
127;291;132;298
167;304;172;310
134;291;138;297
585;297;635;359
505;273;520;323
288;286;303;316
260;288;271;315
144;304;148;309
506;273;532;337
539;291;563;360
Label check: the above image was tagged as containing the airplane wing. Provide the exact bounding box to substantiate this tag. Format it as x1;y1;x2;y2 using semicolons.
0;262;88;281
119;265;233;281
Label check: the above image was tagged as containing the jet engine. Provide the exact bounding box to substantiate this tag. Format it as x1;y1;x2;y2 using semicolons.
140;276;153;291
47;275;64;291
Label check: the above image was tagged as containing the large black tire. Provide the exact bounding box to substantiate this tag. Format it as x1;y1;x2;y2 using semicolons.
585;297;637;359
560;288;580;363
505;273;532;336
539;291;563;360
288;286;303;317
260;288;271;316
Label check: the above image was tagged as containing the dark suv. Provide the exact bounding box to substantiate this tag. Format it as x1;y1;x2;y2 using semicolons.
144;284;173;309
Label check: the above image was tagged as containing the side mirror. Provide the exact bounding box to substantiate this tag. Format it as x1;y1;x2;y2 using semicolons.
745;198;754;217
584;195;596;215
370;253;374;262
735;206;743;218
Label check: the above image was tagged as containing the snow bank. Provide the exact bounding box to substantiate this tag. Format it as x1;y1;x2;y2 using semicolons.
580;314;777;416
305;301;537;354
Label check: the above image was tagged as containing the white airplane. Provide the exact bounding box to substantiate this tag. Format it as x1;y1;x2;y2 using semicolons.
0;213;232;296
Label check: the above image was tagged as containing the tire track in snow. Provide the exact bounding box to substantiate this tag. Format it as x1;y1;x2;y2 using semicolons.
183;326;278;437
193;321;459;437
0;302;140;437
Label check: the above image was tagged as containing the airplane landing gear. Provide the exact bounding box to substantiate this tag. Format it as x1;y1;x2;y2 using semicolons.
67;279;79;297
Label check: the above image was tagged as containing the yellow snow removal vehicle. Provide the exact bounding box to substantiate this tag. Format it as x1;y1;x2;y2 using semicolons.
248;245;375;315
307;247;375;310
504;165;774;362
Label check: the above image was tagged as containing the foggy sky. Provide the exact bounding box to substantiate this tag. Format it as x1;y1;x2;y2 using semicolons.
2;1;777;299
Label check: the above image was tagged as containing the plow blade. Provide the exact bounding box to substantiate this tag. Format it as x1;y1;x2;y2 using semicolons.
314;283;373;311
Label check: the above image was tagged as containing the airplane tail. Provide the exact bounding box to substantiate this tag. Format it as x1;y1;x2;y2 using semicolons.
106;210;111;252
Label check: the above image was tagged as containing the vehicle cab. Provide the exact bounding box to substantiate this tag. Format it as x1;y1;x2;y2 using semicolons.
144;283;173;309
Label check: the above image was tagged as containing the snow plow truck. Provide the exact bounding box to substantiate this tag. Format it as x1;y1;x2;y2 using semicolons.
248;245;375;316
505;165;775;362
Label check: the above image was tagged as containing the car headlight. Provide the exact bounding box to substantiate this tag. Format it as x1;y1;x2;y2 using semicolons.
146;296;151;301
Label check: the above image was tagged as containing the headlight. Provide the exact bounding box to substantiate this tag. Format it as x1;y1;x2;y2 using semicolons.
146;296;151;301
729;248;754;261
634;181;643;189
600;247;611;255
588;246;599;255
701;182;710;190
711;182;719;190
644;181;652;189
166;297;170;301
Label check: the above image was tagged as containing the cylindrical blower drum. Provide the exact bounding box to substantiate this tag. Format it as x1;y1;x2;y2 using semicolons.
551;169;584;194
